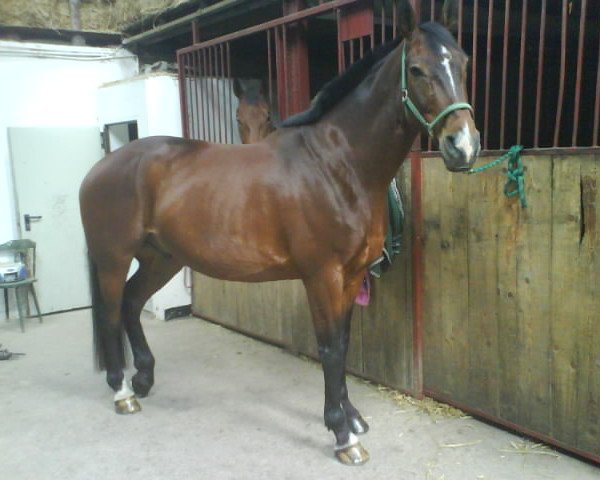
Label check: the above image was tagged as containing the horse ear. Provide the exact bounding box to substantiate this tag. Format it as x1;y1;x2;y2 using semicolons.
441;0;459;33
397;0;416;39
233;78;244;99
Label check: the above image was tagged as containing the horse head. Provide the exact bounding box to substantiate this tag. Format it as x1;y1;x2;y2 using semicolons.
233;78;275;144
398;0;480;172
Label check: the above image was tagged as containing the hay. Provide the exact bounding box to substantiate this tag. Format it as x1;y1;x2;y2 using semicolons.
441;440;482;448
500;440;560;458
0;0;192;32
373;384;469;419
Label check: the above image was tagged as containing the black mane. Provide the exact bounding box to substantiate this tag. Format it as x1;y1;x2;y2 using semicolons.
280;22;458;128
281;36;402;127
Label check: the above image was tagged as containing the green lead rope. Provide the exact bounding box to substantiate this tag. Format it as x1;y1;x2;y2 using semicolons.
468;145;527;208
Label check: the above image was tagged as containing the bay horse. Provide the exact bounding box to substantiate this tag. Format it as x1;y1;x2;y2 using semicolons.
79;0;480;466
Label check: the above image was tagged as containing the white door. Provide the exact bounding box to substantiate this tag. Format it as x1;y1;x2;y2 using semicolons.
8;127;104;314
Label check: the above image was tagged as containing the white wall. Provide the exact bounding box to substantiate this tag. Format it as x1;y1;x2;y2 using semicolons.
0;41;138;243
97;73;191;319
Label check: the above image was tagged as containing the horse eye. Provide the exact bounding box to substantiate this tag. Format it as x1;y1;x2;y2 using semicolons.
409;65;426;78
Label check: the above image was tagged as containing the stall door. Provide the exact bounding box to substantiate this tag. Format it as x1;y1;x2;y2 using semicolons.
9;127;103;314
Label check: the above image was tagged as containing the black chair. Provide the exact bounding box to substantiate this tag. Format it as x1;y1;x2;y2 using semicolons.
0;239;42;332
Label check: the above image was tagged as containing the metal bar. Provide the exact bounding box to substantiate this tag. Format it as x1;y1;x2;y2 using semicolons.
483;0;494;150
213;46;220;143
178;0;361;54
516;0;527;145
282;24;290;118
216;44;224;144
337;9;345;73
553;0;568;147
471;0;478;109
201;48;209;141
457;0;463;47
267;29;274;118
392;0;397;38
191;51;199;140
430;0;434;21
534;0;547;148
500;0;510;149
350;38;355;64
595;37;600;147
226;42;232;144
177;53;190;139
210;46;217;143
192;20;200;44
381;3;385;44
572;0;588;146
200;50;206;140
220;43;230;144
188;52;195;139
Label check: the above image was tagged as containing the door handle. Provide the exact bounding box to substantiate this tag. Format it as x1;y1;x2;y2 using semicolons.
24;214;42;232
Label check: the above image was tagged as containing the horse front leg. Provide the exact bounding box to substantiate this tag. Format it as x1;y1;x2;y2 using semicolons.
340;312;369;435
304;270;369;466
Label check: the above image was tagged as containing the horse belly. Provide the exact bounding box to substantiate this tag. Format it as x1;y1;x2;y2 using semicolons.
155;208;297;282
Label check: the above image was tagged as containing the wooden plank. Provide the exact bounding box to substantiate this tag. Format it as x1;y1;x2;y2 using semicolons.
422;159;471;400
346;296;363;376
385;164;414;391
466;165;502;415
192;273;238;328
550;155;583;446
422;158;445;393
575;155;600;455
495;159;521;425
237;282;293;345
439;168;470;401
511;155;553;432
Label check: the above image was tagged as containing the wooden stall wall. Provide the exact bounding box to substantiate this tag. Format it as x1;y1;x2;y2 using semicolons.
422;153;600;459
192;165;415;393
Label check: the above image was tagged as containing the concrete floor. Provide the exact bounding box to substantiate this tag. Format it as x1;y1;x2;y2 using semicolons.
1;310;598;480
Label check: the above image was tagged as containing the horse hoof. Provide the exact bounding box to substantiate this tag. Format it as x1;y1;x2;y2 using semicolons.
114;395;141;414
335;442;370;466
349;415;370;435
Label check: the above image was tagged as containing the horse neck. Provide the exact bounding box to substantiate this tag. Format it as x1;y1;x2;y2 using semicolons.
314;44;420;191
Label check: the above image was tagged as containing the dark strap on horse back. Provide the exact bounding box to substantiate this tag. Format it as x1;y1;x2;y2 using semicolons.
369;180;404;278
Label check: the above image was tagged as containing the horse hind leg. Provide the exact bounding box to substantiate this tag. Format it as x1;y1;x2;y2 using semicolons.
90;258;140;414
122;246;183;397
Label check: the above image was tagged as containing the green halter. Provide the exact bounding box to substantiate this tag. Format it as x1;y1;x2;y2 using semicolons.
401;43;473;137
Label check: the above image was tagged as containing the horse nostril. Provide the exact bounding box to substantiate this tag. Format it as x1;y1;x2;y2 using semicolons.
444;135;460;154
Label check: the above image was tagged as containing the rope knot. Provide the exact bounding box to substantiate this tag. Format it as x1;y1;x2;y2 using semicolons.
468;145;527;208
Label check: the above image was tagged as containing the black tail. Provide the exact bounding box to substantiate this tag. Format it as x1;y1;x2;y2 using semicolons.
88;254;127;371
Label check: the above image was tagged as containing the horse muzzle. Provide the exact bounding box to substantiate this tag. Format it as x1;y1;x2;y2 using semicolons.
440;128;481;172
